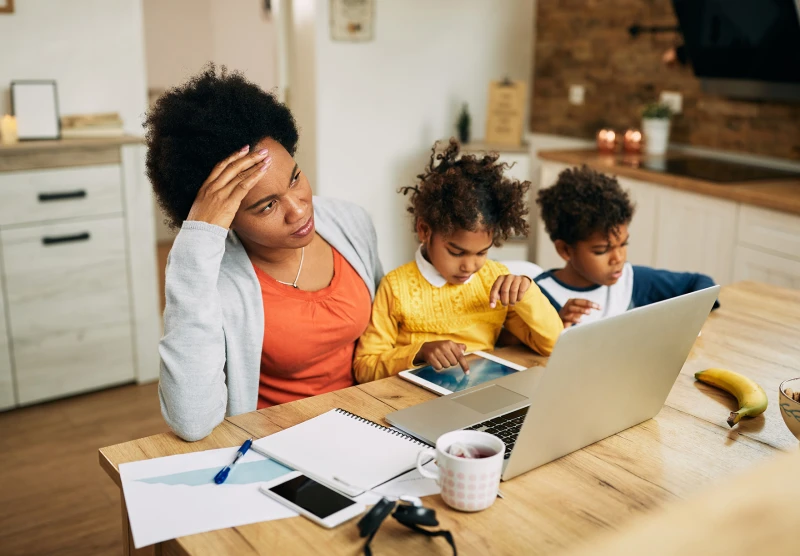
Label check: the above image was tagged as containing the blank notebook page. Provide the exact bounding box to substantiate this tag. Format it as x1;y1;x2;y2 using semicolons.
251;408;428;495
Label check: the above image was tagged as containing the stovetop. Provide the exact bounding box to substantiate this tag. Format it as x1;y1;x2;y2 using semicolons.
617;155;800;183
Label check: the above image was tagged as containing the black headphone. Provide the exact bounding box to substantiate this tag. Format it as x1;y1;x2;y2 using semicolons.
357;496;457;556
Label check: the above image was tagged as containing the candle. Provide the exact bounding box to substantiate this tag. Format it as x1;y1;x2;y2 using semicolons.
623;128;643;154
1;115;18;145
596;128;617;153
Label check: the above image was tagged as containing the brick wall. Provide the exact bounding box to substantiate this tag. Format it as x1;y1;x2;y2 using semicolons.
530;0;800;160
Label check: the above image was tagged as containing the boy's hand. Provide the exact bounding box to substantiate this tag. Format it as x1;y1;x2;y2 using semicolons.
559;298;601;328
414;341;470;374
489;275;531;308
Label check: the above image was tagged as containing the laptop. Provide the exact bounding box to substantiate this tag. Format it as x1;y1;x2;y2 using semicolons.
386;286;720;481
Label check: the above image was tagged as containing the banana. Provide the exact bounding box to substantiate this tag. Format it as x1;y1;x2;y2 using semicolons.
695;368;768;428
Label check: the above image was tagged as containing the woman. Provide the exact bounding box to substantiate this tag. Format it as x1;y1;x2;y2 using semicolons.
147;66;383;441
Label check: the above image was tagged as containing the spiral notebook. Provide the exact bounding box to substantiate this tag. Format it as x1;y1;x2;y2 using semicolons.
251;408;430;497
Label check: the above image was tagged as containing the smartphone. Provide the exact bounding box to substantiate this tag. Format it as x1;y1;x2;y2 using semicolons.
259;471;365;529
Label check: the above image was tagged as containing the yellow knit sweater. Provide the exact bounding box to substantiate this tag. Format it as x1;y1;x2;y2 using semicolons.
353;259;563;383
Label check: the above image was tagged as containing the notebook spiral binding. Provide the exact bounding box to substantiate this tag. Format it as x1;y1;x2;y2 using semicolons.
334;408;428;447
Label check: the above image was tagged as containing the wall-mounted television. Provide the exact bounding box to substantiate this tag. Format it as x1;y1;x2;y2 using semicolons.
671;0;800;101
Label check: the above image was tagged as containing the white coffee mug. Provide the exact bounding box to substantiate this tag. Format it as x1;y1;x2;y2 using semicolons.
416;430;505;512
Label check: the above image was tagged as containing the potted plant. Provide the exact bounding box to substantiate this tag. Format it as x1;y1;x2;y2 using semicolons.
641;102;673;156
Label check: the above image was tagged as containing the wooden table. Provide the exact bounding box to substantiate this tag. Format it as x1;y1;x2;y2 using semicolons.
565;448;800;555
99;282;800;555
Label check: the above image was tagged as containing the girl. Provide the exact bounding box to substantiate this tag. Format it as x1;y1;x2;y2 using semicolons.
353;140;562;383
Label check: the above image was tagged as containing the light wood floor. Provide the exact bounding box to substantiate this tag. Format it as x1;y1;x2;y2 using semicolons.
0;241;174;555
0;382;167;555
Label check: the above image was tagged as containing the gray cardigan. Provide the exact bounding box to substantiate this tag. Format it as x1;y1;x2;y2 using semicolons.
158;197;384;441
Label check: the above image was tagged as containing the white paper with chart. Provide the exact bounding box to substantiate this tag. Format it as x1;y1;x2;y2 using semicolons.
120;447;296;548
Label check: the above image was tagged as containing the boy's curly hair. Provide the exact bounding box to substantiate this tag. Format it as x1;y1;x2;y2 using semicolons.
144;64;299;228
536;166;634;245
400;139;530;246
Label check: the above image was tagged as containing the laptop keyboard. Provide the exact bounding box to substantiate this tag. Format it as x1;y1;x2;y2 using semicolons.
464;406;529;459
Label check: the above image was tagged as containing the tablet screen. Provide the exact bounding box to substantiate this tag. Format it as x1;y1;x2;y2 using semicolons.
406;354;522;393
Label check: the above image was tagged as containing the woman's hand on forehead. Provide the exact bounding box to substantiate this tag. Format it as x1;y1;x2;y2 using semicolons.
185;146;272;229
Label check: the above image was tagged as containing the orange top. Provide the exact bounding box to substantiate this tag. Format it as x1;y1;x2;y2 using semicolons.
254;247;371;408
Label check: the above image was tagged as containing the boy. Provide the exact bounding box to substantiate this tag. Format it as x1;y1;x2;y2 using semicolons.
534;166;718;327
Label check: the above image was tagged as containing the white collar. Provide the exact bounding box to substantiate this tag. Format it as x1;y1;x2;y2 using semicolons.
415;245;473;288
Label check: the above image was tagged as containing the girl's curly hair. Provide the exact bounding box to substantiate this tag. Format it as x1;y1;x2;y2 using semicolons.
144;64;299;229
536;165;634;245
400;139;530;246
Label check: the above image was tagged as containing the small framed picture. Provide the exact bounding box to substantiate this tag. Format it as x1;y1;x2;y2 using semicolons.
11;80;61;140
0;0;14;14
330;0;373;42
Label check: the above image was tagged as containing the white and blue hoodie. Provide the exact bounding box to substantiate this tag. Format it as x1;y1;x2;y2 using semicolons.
533;263;719;325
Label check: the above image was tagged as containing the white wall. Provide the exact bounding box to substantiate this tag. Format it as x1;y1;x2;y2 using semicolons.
143;0;277;93
0;0;148;136
142;0;213;91
284;0;319;188
208;0;278;94
308;0;536;271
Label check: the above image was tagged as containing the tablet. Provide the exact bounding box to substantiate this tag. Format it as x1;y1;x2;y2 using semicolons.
398;351;527;396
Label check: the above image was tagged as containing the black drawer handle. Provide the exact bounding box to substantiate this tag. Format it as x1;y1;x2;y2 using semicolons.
42;232;91;246
38;190;87;202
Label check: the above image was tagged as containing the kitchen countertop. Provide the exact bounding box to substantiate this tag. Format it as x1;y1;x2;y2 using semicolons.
0;135;144;173
539;149;800;216
0;135;143;153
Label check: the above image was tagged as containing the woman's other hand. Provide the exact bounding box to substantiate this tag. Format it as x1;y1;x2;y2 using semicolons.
186;146;272;229
489;274;531;308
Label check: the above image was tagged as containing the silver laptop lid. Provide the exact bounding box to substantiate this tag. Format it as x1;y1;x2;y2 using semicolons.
502;285;720;480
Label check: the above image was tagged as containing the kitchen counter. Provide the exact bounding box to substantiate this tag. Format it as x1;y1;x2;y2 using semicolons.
539;149;800;216
0;135;143;172
0;135;143;153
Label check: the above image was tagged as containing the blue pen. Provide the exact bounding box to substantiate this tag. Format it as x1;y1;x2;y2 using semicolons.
214;438;253;484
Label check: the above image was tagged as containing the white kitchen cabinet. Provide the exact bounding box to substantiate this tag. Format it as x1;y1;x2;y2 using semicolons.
534;162;568;271
653;188;738;285
734;205;800;288
737;205;800;260
0;272;14;410
733;245;800;289
1;217;135;404
612;175;658;267
0;165;123;226
0;138;160;408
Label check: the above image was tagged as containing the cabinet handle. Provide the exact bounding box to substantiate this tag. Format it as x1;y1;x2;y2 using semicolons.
42;232;91;246
37;190;87;202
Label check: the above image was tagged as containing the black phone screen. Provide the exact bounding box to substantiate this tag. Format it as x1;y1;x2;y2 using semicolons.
269;475;355;519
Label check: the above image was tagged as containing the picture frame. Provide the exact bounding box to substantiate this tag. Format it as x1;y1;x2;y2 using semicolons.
485;79;527;147
0;0;14;14
330;0;373;42
10;80;61;140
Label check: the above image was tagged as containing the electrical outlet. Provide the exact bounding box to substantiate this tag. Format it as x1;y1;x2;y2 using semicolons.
568;85;585;106
659;91;683;114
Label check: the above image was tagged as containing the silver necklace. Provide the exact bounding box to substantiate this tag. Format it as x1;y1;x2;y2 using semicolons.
274;247;305;288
